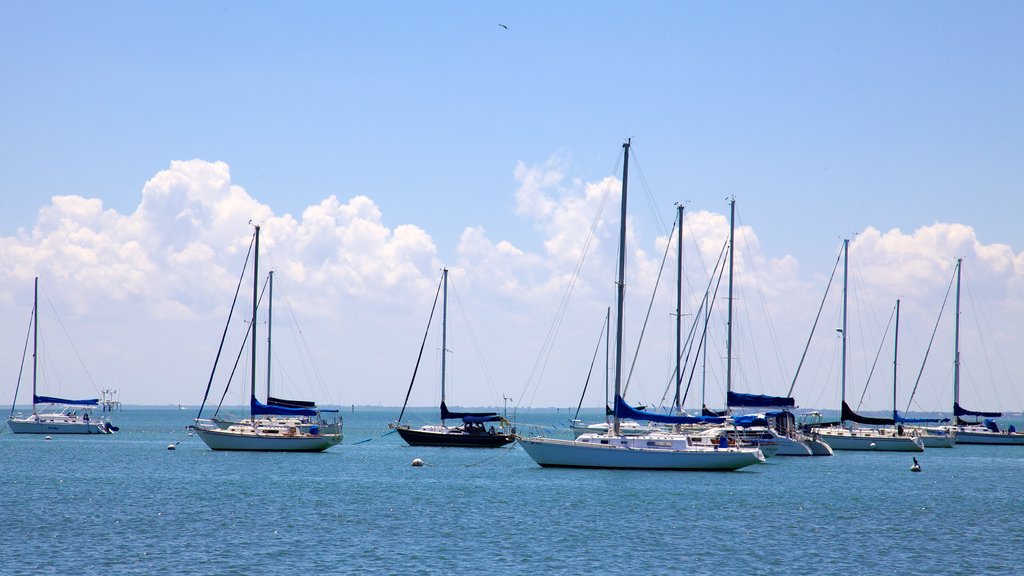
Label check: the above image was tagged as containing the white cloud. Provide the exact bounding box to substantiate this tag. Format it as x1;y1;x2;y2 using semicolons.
0;157;1021;413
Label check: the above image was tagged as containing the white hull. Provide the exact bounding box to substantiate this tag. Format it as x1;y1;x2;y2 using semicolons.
816;429;924;452
193;425;341;452
913;427;956;448
771;434;814;456
802;436;835;456
955;430;1024;445
518;434;764;471
7;414;112;435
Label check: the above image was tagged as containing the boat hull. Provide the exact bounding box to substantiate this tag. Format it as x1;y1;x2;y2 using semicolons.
802;436;835;456
772;435;814;456
7;416;112;435
193;427;341;452
396;426;515;448
818;431;924;452
518;436;764;470
955;431;1024;445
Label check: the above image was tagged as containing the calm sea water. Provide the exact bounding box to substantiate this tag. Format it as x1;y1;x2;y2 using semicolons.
2;407;1022;575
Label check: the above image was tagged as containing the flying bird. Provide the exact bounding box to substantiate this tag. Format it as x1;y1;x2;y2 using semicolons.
498;24;508;29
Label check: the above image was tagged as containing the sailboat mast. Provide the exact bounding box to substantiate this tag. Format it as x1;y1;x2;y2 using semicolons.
726;197;735;401
251;225;260;419
841;239;849;408
32;276;38;416
441;268;449;412
674;203;684;412
893;298;900;420
953;258;962;411
267;270;273;400
612;139;630;436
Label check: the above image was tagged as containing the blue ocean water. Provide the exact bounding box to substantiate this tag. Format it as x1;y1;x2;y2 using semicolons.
2;406;1022;575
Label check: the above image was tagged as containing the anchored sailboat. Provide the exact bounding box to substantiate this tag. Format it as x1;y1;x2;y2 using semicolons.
6;277;116;435
813;241;923;452
191;225;342;451
517;140;764;471
390;268;515;447
947;259;1024;445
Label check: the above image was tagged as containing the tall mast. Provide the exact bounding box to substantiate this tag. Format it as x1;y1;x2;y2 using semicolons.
32;276;38;416
267;270;273;400
953;258;962;411
251;225;260;420
726;197;736;402
701;290;709;409
441;268;449;413
841;238;849;409
674;203;684;413
893;298;900;420
612;139;630;436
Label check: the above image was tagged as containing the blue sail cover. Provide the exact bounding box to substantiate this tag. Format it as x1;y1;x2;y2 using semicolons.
462;415;502;423
893;411;950;424
727;391;796;409
614;395;725;424
34;395;98;406
953;402;1001;418
440;401;498;421
731;414;769;428
251;397;317;417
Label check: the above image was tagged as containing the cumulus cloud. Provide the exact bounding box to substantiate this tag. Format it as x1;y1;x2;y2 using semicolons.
0;156;1021;411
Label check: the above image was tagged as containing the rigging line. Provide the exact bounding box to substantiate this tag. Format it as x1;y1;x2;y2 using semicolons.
622;216;676;399
627;147;671;238
520;171;614;410
7;308;34;422
856;302;896;412
735;209;789;388
574;312;610;421
197;230;255;421
397;273;444;423
279;282;331;401
450;285;501;405
904;268;955;413
39;285;99;394
965;276;1019;409
658;236;725;408
682;237;729;407
213;276;269;416
788;243;843;397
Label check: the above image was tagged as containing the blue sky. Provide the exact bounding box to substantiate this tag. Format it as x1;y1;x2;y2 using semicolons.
1;2;1022;412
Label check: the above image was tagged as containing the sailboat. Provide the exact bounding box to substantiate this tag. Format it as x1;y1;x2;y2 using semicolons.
6;277;117;435
945;259;1024;445
813;241;923;452
708;198;830;457
390;268;515;447
517;140;764;471
191;225;343;452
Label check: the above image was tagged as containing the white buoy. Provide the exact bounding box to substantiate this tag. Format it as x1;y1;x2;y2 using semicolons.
911;457;921;472
167;443;177;451
44;436;52;441
411;458;424;467
869;442;876;448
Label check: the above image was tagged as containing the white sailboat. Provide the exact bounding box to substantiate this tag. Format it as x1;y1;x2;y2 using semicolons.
713;199;830;457
6;277;116;435
814;241;923;452
192;225;342;452
517;140;764;471
946;259;1024;445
